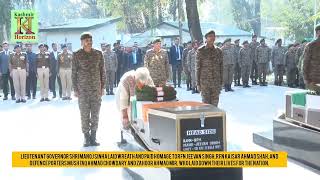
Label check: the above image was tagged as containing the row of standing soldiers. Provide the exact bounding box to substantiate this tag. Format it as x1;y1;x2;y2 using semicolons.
181;35;308;94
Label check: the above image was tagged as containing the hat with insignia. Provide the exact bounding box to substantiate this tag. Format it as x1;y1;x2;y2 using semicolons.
61;44;67;49
80;32;93;40
234;39;240;43
14;44;22;49
242;41;249;45
38;43;44;48
205;30;215;38
223;38;232;44
152;38;161;44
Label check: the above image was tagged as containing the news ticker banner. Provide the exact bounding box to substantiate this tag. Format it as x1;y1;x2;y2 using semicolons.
12;151;287;168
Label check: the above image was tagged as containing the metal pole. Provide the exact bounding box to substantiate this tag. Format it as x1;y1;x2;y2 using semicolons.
178;0;183;43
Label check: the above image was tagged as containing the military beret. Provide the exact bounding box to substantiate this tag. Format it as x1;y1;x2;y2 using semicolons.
205;30;215;38
44;44;49;49
315;25;320;31
152;38;161;44
260;38;265;43
223;38;232;44
38;43;44;48
2;41;8;45
275;39;282;44
61;44;67;49
80;32;92;40
106;44;111;47
242;41;249;45
14;44;21;49
234;39;240;43
187;41;192;44
252;35;257;39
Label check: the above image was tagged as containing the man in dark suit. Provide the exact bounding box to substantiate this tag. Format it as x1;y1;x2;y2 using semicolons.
0;41;15;100
128;42;143;70
25;43;37;99
169;37;184;88
49;43;62;98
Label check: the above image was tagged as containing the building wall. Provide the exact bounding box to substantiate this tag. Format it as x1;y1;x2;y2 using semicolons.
39;23;118;51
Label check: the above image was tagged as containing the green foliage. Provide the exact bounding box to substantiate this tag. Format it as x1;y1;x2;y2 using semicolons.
0;0;12;42
268;0;315;41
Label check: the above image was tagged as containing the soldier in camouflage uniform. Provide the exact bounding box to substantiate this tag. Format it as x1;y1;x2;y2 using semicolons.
9;44;28;103
271;39;286;86
296;40;308;89
249;35;260;85
196;30;223;107
239;41;252;87
182;41;192;91
303;25;320;93
144;39;170;87
233;39;242;86
187;40;199;94
104;44;118;95
221;38;235;92
256;39;271;86
285;44;299;88
72;32;106;147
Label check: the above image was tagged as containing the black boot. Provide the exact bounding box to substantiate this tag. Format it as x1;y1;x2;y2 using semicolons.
234;80;238;86
246;83;251;88
225;85;229;92
187;83;190;91
229;84;234;92
192;88;196;94
90;130;100;146
83;132;91;147
195;87;200;93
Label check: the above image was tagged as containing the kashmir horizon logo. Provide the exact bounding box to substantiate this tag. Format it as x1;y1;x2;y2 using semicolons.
11;10;38;43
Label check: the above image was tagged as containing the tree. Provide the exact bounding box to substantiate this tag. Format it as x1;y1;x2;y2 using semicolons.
185;0;202;41
0;0;12;42
270;0;315;41
231;0;261;36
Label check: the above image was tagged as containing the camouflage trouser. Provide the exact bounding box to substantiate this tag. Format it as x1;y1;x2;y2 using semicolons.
234;63;241;82
258;63;268;83
286;67;298;86
274;64;285;85
184;69;191;86
298;71;305;89
223;64;234;85
241;65;251;84
200;86;221;107
106;71;116;93
191;69;196;88
78;94;102;134
251;61;258;82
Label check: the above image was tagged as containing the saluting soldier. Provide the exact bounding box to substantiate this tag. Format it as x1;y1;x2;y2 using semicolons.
9;44;28;103
58;44;73;100
144;39;170;87
196;30;223;107
256;39;271;86
104;44;118;95
36;44;51;102
221;38;235;92
72;32;106;147
271;39;286;86
233;39;242;86
239;41;252;88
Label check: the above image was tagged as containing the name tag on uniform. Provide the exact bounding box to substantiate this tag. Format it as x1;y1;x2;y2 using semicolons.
17;67;21;70
42;66;45;69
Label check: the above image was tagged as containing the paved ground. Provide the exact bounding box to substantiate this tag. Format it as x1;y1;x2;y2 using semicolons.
0;84;319;179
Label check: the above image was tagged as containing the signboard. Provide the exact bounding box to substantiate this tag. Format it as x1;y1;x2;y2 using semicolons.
180;117;224;151
11;10;38;43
